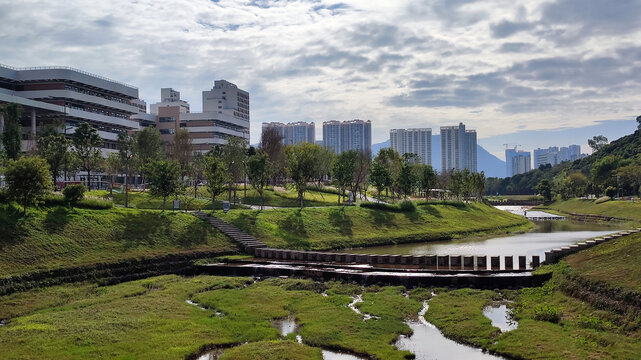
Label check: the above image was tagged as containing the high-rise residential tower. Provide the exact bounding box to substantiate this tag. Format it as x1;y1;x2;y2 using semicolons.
322;119;371;154
511;152;532;175
390;128;432;165
261;121;315;145
440;122;477;172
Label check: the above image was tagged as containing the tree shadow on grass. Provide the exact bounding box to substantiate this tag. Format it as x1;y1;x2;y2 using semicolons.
0;204;27;247
43;206;73;233
117;212;172;250
421;205;443;218
366;208;395;228
277;210;307;238
403;209;421;222
176;219;210;248
328;207;353;236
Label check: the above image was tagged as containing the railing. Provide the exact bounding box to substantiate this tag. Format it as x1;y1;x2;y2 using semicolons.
0;63;137;89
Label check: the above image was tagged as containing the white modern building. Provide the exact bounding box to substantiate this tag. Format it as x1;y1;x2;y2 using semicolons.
440;122;477;172
146;81;250;153
0;63;144;155
390;128;432;165
261;121;315;146
322;119;371;154
533;144;585;168
512;153;532;175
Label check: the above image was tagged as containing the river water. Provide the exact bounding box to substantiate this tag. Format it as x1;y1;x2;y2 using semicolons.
338;221;620;266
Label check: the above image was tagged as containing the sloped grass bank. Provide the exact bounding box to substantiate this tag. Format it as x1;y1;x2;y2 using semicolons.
216;202;531;250
0;204;235;277
544;198;641;222
0;276;428;360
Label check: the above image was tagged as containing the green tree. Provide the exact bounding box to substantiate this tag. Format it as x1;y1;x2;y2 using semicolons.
418;164;437;200
118;132;136;208
471;171;486;201
591;155;620;185
62;184;86;209
247;151;271;209
104;152;122;197
352;150;371;200
1;103;23;160
37;125;71;188
134;127;164;188
190;152;206;198
172;128;193;182
536;179;553;202
563;172;588;199
71;122;103;190
397;161;416;198
332;150;357;204
370;159;392;200
204;155;228;211
222;136;247;203
588;135;609;153
376;148;402;198
286;142;321;208
146;160;181;212
636;115;641;130
5;156;52;215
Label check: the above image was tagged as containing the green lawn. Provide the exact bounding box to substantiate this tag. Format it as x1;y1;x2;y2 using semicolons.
543;198;641;222
0;204;236;277
90;186;341;209
0;275;427;360
216;202;531;250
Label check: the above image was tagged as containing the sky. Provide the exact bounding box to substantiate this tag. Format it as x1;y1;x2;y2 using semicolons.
1;0;640;159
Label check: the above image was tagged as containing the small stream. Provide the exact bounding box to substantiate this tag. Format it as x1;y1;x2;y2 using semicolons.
396;300;503;360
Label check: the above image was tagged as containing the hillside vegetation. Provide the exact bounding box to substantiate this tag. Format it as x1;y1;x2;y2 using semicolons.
487;129;641;196
216;202;531;250
0;204;235;277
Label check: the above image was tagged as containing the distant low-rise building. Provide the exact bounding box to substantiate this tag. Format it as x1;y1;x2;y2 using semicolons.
534;144;586;168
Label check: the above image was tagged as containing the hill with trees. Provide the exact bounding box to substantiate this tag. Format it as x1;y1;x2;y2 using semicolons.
486;129;641;198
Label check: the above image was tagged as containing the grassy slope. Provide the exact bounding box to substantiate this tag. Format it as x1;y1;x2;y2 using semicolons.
565;232;641;292
216;202;531;250
0;276;426;360
545;198;641;222
0;204;235;277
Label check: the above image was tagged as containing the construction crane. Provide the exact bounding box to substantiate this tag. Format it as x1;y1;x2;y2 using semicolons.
503;144;521;150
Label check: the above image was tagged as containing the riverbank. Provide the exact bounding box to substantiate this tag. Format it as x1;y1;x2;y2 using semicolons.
0;204;236;278
215;202;532;251
540;198;641;222
423;231;641;359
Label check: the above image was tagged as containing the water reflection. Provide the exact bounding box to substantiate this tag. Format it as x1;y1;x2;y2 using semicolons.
196;348;225;360
272;314;297;336
396;301;502;360
339;221;620;261
483;304;517;332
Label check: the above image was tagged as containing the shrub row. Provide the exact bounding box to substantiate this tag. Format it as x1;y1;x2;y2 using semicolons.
359;200;416;212
41;194;113;209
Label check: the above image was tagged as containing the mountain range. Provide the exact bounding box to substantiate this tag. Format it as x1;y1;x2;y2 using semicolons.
372;136;505;178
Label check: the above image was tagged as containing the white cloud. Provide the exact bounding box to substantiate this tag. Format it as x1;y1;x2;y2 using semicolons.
1;0;640;144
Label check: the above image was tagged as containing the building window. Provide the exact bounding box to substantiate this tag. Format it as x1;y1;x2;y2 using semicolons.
159;117;174;123
160;129;175;135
